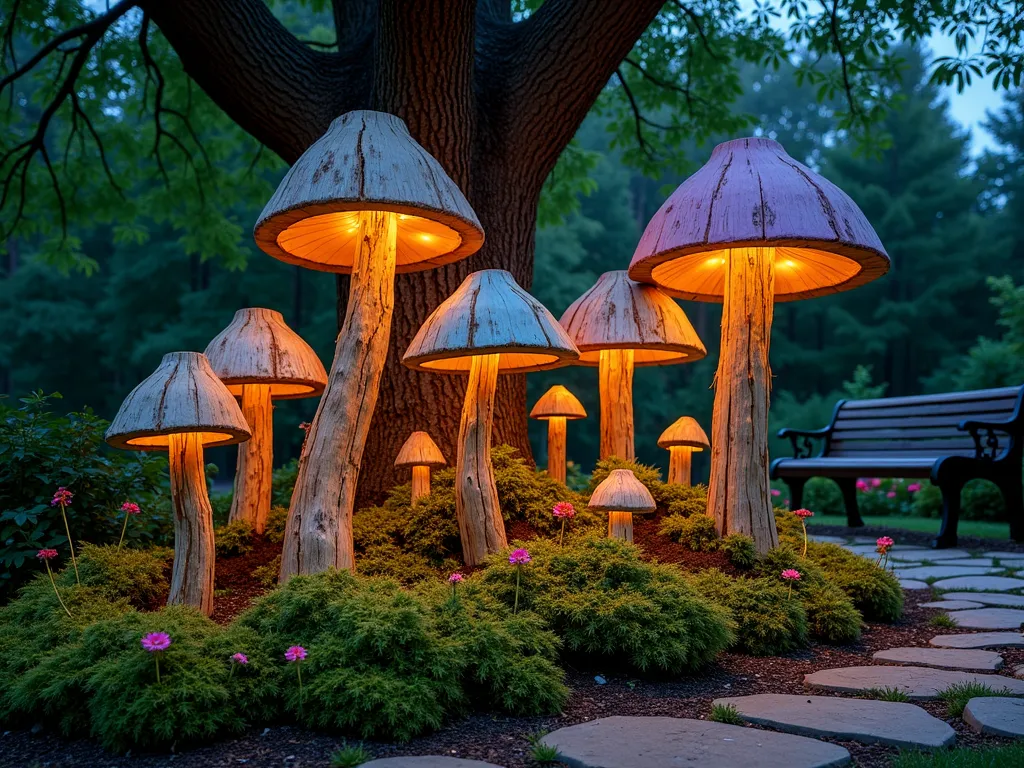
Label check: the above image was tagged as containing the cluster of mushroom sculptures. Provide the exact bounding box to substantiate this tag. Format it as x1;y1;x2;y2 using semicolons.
105;109;887;612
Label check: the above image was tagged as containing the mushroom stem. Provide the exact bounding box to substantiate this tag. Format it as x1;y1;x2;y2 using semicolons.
456;353;507;566
230;383;274;534
668;446;693;486
708;246;779;553
598;348;635;460
411;465;431;503
167;432;216;615
546;416;567;484
608;511;633;543
281;210;398;579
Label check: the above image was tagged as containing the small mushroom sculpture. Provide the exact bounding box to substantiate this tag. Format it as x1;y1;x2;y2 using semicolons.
254;110;484;578
404;269;579;566
105;352;251;615
588;468;656;543
560;270;705;461
530;385;586;485
395;431;446;503
658;416;710;487
204;308;327;534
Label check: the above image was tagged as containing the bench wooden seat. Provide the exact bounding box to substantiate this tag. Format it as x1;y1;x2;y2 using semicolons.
770;385;1024;548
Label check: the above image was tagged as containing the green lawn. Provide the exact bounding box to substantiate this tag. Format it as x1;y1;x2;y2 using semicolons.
806;513;1010;541
891;744;1024;767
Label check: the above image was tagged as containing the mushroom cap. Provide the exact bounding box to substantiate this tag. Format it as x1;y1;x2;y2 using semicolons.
254;110;484;274
204;308;328;400
395;431;447;468
658;416;710;451
628;137;889;303
587;469;657;514
105;352;251;451
559;271;706;366
402;269;580;374
530;385;587;420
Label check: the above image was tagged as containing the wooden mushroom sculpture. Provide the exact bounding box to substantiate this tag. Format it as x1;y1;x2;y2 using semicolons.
560;270;706;461
530;385;586;485
254;111;484;579
204;308;327;534
105;352;251;615
403;269;579;566
588;469;656;543
395;431;446;503
629;137;889;552
658;417;710;486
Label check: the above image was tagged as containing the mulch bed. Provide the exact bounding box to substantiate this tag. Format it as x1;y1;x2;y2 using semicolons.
211;535;281;625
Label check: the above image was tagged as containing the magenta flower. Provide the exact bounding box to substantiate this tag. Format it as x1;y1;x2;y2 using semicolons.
36;549;58;560
508;548;532;565
51;487;73;507
871;478;882;488
141;632;172;652
770;489;781;497
793;508;814;519
552;502;576;519
285;645;307;662
886;490;896;499
448;572;464;584
231;652;249;665
856;479;868;492
876;536;894;553
781;569;801;581
121;501;141;515
907;483;921;493
50;487;79;584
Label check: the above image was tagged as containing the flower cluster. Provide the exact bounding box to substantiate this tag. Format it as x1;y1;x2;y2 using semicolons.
793;508;814;519
36;549;57;560
508;548;532;565
51;487;73;506
780;569;802;581
552;502;576;519
121;501;141;515
876;536;894;554
231;652;249;665
448;572;464;584
285;645;307;662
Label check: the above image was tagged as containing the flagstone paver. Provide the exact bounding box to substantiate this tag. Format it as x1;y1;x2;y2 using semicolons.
963;697;1024;738
809;535;847;544
939;592;1024;607
540;716;851;768
930;632;1024;649
931;576;1024;592
871;647;1003;672
896;566;1001;580
804;666;1024;698
938;558;997;568
920;600;984;610
891;549;972;562
363;759;503;767
981;552;1024;560
713;694;955;749
999;560;1024;569
945;608;1024;630
900;579;930;590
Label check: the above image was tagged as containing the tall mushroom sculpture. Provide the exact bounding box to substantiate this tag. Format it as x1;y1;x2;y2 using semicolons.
403;269;579;566
629;137;889;552
530;385;586;484
105;352;251;615
658;416;710;487
254;111;484;578
395;431;446;503
588;468;656;542
204;308;327;534
560;270;706;461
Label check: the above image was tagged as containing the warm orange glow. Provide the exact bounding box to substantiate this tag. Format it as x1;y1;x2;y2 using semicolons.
419;351;563;373
127;432;239;448
225;382;318;398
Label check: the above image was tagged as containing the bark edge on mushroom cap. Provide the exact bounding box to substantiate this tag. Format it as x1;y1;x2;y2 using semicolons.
204;308;328;400
105;352;251;450
559;270;706;366
628;136;890;303
402;269;580;374
530;385;587;420
658;416;710;450
587;469;657;513
395;431;447;468
254;110;484;274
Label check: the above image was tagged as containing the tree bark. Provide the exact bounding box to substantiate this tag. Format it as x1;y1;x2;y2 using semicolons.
608;511;633;542
546;417;567;484
668;446;692;486
280;210;398;579
456;353;507;566
598;348;635;460
229;384;273;533
410;464;431;503
167;432;216;616
708;247;779;553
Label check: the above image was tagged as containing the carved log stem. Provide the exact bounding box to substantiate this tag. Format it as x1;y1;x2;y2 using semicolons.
608;511;633;543
168;432;216;615
230;384;274;533
709;247;779;553
411;464;431;503
456;353;507;566
598;348;635;460
546;416;567;484
280;210;398;579
668;446;693;486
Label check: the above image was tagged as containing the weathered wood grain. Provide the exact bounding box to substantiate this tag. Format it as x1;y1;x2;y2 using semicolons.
658;416;708;487
395;431;446;503
530;385;585;485
546;417;568;484
599;348;635;460
232;384;274;532
588;468;656;543
667;447;694;487
168;432;216;616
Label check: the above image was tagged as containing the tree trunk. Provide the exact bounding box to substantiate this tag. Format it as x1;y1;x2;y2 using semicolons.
280;210;398;579
668;446;692;486
168;432;216;616
456;353;507;566
229;384;274;533
546;417;567;484
708;247;779;553
599;348;635;460
411;464;431;503
608;511;633;542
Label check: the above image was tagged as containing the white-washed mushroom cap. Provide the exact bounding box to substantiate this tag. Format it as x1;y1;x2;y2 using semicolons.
587;469;657;513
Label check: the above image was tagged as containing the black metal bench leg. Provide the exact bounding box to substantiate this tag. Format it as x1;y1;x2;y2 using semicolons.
785;478;807;510
933;479;963;549
996;476;1024;542
835;478;864;527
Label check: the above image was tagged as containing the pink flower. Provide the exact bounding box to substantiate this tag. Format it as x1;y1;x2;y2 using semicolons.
784;499;790;506
120;501;141;515
886;491;897;498
781;569;801;581
141;632;172;652
36;548;58;560
51;487;73;506
231;652;249;665
907;483;921;493
770;489;781;497
552;502;576;519
448;572;464;584
856;479;868;492
508;548;531;565
876;536;894;553
285;645;307;662
871;478;882;488
793;508;814;519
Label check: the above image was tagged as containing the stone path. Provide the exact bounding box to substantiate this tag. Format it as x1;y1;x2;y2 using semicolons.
889;549;972;561
931;631;1024;649
363;760;502;767
944;607;1024;629
932;576;1024;591
963;697;1024;738
872;647;1003;672
899;579;930;590
895;565;1001;580
713;694;955;749
940;592;1024;607
540;716;851;768
920;600;983;610
804;666;1024;698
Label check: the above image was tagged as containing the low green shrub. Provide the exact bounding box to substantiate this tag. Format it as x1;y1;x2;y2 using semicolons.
709;702;744;725
589;457;663;494
215;519;254;557
252;555;281;588
720;534;757;570
801;581;862;645
660;513;719;552
331;742;373;767
929;613;958;629
864;686;910;702
69;543;171;608
805;542;903;621
265;506;289;544
658;484;708;518
271;460;299;508
938;681;1014;717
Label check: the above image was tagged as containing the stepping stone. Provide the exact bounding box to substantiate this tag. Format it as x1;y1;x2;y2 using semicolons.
540;716;850;768
940;592;1024;607
920;600;984;610
963;697;1024;738
803;666;1024;699
998;560;1024;569
872;647;1003;672
891;549;972;562
809;535;847;544
713;693;955;749
945;608;1024;630
931;576;1024;592
363;760;502;767
931;632;1024;649
900;579;930;590
896;566;1001;580
939;558;996;567
981;551;1024;560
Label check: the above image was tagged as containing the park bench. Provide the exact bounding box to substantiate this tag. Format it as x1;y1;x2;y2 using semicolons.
770;385;1024;548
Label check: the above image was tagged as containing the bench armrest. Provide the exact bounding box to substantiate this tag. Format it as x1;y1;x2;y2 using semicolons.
776;427;830;459
960;418;1017;460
